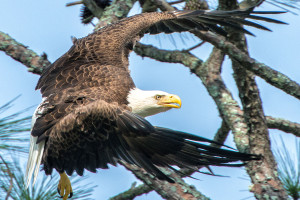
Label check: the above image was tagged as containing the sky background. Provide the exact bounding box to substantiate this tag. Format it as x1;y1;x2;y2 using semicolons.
0;0;299;199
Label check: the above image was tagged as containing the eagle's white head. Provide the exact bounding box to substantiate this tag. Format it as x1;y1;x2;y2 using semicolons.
127;88;182;117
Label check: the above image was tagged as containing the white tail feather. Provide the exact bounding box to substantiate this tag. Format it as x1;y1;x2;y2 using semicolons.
24;98;47;189
24;136;45;188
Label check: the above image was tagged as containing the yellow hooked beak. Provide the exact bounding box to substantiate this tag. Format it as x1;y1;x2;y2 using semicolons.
158;94;182;109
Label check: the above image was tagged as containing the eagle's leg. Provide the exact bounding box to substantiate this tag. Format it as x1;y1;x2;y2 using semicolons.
57;172;73;200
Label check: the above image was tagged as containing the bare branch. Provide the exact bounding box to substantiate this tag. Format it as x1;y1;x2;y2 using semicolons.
0;31;49;75
185;41;206;52
109;183;152;200
135;42;203;68
66;1;83;7
266;116;300;137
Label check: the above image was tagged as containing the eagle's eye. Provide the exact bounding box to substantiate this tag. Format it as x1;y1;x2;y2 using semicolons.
155;95;162;100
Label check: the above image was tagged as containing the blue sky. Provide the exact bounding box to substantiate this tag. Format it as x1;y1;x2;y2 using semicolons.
0;0;299;199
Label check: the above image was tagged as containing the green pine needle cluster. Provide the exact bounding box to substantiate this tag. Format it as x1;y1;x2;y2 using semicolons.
0;96;31;155
0;97;96;199
273;136;300;200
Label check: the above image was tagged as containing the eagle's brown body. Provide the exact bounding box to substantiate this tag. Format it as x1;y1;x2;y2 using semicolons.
26;8;284;183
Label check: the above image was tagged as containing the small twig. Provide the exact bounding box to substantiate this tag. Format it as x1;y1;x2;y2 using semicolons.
66;1;83;7
169;0;185;5
185;41;206;52
109;183;152;200
266;116;300;137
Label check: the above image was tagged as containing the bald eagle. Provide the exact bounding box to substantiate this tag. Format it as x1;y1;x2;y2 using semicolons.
25;6;284;200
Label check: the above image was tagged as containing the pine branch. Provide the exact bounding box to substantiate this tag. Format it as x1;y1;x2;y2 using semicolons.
266;116;300;137
272;136;300;200
0;31;49;75
135;42;204;68
230;36;288;199
66;1;83;7
0;97;31;155
109;183;152;200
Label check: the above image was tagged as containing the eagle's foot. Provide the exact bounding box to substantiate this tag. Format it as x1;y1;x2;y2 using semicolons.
57;172;73;200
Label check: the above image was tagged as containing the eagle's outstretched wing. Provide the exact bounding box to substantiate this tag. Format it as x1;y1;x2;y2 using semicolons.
36;8;285;97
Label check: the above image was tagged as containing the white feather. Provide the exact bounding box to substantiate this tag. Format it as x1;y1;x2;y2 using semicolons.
127;88;171;117
24;98;47;189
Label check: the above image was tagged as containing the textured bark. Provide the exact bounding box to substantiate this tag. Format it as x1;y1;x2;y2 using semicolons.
0;31;49;75
219;0;288;197
135;42;203;69
192;47;253;152
120;161;210;200
230;37;288;198
266;116;300;137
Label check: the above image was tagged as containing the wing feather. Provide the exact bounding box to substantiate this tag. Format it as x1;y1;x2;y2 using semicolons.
34;98;259;182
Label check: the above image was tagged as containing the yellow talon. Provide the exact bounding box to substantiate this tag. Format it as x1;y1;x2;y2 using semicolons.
57;172;73;200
